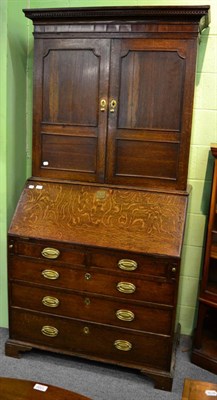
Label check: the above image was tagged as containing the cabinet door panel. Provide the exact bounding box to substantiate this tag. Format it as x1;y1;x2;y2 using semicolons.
43;49;98;126
41;135;97;173
107;38;195;190
118;49;184;131
33;39;110;182
116;140;178;179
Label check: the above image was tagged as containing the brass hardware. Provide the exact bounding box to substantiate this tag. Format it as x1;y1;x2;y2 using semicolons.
41;325;58;337
100;99;107;112
42;269;59;280
118;259;138;271
114;340;132;351
110;99;117;113
85;273;92;280
116;309;135;322
42;296;60;308
9;244;13;249
41;247;60;259
84;297;91;305
172;267;176;273
117;282;136;294
83;326;90;334
95;190;107;200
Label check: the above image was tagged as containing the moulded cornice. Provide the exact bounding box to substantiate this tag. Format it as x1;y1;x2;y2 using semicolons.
23;6;210;32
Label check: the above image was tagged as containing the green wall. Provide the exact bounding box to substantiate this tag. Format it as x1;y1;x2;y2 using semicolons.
0;0;216;335
0;0;8;328
0;0;29;328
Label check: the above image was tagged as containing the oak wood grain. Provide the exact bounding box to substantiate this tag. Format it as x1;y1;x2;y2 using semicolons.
9;181;188;257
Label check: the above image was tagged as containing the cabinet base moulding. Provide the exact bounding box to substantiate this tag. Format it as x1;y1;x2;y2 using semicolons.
5;338;177;391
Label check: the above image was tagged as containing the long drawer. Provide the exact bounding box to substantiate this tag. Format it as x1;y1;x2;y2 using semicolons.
9;257;176;305
9;308;172;370
10;282;173;335
9;237;179;280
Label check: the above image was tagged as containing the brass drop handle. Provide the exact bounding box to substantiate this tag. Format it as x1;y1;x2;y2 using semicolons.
100;99;107;111
118;259;138;271
41;325;58;337
117;282;136;294
42;296;60;308
110;99;117;113
114;340;132;351
42;269;59;280
116;309;135;322
41;247;60;259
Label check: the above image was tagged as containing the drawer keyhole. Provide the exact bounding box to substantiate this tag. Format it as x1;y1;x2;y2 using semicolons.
85;273;92;280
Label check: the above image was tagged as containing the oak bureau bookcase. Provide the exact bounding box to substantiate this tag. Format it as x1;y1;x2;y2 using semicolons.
5;6;210;392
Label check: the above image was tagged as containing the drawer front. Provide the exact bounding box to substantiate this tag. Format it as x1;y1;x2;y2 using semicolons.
10;283;173;335
9;239;85;266
89;251;178;279
9;238;179;280
9;309;172;370
10;258;175;305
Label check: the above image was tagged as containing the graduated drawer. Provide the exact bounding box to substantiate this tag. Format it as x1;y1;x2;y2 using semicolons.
10;282;173;335
9;308;172;370
9;258;176;305
8;237;179;280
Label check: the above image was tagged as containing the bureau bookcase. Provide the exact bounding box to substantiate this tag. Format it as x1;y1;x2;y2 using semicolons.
5;6;210;391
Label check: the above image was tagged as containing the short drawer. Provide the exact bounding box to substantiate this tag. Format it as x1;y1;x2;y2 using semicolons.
9;308;172;370
9;238;85;266
10;282;173;335
89;250;178;280
9;258;176;305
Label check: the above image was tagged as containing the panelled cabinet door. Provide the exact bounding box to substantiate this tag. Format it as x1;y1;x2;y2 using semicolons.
33;35;196;189
33;38;110;183
106;38;197;190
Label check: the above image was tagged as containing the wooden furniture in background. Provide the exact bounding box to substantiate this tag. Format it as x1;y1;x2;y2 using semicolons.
5;6;210;392
0;377;91;400
182;379;217;400
191;144;217;374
